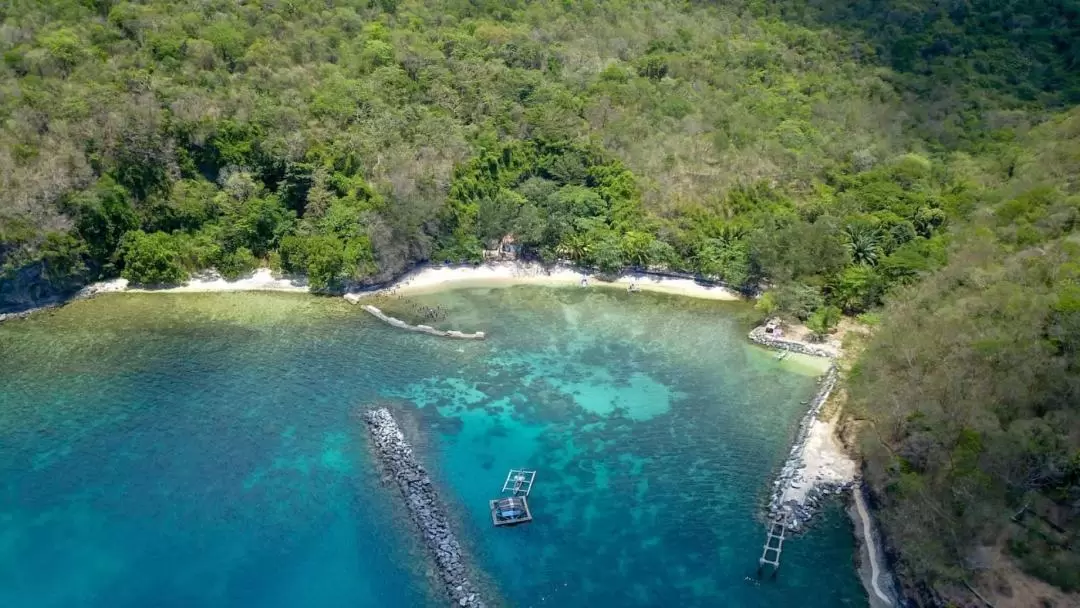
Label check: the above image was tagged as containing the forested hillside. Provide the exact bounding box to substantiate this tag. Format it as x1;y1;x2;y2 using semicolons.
848;108;1080;603
2;0;957;303
2;0;1078;604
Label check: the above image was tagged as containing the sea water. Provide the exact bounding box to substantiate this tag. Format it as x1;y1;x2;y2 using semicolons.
0;287;865;607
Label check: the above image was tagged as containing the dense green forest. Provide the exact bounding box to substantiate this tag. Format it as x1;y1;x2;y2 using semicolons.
1;0;1078;604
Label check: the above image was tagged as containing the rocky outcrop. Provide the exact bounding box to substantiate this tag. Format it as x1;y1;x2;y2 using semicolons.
0;260;83;314
357;304;486;340
362;408;487;608
0;277;129;324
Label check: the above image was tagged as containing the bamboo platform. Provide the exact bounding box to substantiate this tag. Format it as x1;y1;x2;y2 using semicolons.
490;469;536;527
758;518;787;574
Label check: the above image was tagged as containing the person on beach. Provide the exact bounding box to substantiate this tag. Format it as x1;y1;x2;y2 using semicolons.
580;277;588;287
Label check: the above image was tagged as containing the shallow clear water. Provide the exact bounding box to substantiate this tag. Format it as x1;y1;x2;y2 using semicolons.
0;287;865;607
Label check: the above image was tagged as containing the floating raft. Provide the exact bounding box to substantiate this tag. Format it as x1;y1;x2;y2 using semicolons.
490;496;533;527
490;469;536;527
502;469;535;496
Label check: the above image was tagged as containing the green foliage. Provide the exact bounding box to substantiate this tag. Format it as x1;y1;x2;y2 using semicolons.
4;0;1037;310
118;230;188;285
40;27;85;70
773;282;825;321
755;291;778;316
280;233;374;291
843;224;882;266
2;0;1080;598
830;264;883;313
224;196;295;257
806;305;842;337
360;40;395;70
849;109;1080;593
71;179;139;273
213;247;257;280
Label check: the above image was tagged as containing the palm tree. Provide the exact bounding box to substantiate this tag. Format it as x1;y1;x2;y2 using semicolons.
556;233;589;262
620;231;654;268
843;223;882;266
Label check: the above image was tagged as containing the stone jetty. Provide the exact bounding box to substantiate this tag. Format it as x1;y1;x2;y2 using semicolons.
362;408;487;608
748;325;837;358
750;324;855;531
353;303;486;340
766;364;854;530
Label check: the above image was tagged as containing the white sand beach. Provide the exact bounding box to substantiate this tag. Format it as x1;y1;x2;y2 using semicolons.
81;262;740;302
346;261;741;301
84;268;308;295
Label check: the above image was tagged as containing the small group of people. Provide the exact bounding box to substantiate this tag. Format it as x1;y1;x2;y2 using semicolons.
377;290;447;322
578;276;641;293
409;302;446;322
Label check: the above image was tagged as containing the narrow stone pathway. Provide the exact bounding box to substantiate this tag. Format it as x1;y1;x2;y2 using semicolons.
854;482;892;606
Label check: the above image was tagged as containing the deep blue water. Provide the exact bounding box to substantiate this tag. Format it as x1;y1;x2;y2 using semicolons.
0;287;866;607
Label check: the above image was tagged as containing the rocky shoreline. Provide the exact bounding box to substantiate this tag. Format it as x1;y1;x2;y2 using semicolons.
0;280;124;325
361;408;487;608
748;325;838;358
766;364;850;530
352;303;486;340
0;306;52;324
749;325;853;531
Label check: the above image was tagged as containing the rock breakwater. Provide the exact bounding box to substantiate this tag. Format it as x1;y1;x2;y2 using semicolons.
355;304;486;340
362;408;487;608
750;324;857;531
748;325;837;358
765;365;847;530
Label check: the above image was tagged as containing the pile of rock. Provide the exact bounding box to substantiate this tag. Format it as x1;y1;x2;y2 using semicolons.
748;325;836;358
765;364;845;530
362;408;486;608
355;304;486;340
779;479;857;531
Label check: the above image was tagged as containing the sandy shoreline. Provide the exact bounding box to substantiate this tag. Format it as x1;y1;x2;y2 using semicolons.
85;267;309;296
346;261;741;301
57;262;740;304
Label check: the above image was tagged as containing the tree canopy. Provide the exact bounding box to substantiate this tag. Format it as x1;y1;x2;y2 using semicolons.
1;0;1078;602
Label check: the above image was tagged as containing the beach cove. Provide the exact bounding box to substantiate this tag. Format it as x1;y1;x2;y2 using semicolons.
0;274;868;607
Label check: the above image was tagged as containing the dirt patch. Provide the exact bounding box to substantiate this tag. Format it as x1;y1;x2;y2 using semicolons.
966;539;1080;608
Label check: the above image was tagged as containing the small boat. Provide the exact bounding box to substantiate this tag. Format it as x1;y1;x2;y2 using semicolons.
775;351;789;361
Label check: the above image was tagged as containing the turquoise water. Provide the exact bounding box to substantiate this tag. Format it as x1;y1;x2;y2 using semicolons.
0;287;865;607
